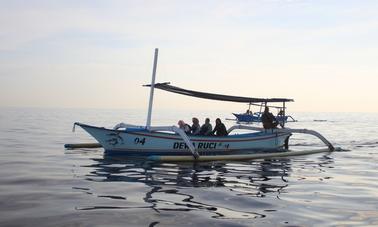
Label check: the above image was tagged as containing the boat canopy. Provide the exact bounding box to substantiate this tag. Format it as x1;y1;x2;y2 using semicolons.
145;83;294;103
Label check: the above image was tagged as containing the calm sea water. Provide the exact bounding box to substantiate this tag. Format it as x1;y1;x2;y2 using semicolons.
0;108;377;226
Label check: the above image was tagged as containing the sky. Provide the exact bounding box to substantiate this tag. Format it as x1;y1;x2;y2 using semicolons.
1;0;378;113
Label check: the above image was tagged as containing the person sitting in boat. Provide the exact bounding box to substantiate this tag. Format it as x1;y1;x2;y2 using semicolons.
212;118;228;136
178;120;191;134
261;106;279;129
191;117;201;135
199;118;213;136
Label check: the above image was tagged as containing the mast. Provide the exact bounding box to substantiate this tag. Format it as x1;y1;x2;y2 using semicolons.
146;48;159;129
282;101;286;128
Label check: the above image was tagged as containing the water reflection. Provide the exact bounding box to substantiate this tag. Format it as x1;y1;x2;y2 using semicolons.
75;155;296;220
88;155;293;189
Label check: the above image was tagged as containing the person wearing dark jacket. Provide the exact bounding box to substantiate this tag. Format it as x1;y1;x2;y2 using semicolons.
212;118;228;136
261;106;279;129
199;118;212;136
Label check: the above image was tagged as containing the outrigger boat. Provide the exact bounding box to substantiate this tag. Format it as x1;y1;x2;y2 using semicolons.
232;111;297;124
232;112;297;124
232;102;296;124
71;49;334;161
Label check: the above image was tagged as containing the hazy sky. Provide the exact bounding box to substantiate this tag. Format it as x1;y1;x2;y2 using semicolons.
1;0;378;112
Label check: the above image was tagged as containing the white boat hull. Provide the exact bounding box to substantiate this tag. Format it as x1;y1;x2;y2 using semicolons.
76;123;291;156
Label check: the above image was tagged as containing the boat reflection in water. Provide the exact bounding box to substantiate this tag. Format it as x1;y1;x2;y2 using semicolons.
76;154;299;220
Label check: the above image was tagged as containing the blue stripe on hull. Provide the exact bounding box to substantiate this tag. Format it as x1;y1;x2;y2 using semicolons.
105;148;286;156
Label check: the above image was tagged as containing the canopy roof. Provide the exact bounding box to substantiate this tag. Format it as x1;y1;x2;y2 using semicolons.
145;83;294;103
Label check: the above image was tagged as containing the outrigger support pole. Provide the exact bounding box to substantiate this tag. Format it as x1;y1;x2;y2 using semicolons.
285;128;335;151
112;123;200;159
227;125;335;151
148;126;200;159
113;122;141;130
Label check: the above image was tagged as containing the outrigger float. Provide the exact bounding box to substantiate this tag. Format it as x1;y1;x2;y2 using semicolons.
67;48;335;161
